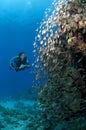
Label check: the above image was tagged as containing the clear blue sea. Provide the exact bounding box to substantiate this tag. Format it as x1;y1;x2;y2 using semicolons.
0;0;52;98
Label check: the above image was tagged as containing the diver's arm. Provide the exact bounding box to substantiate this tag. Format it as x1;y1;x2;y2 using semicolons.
19;64;30;69
18;57;30;69
10;63;15;70
10;63;19;71
10;56;19;70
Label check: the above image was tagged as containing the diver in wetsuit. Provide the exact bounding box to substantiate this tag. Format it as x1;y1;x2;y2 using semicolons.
10;52;30;71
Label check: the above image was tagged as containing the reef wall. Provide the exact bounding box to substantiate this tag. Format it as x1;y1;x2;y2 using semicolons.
33;0;86;129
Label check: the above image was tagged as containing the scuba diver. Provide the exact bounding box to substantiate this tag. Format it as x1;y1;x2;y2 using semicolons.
10;52;30;71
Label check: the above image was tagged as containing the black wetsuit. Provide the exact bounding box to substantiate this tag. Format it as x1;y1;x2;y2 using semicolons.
14;56;28;71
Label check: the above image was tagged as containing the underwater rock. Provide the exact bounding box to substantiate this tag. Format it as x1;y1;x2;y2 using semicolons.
0;122;5;128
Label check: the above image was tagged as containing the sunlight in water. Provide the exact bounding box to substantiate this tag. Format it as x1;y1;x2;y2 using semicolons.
0;0;33;23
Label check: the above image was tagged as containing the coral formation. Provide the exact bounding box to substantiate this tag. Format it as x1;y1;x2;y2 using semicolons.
32;0;86;129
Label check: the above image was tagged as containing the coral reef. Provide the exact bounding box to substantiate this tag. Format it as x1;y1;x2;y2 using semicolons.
32;0;86;129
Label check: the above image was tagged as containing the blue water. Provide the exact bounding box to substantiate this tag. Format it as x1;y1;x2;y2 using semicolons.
0;0;53;98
